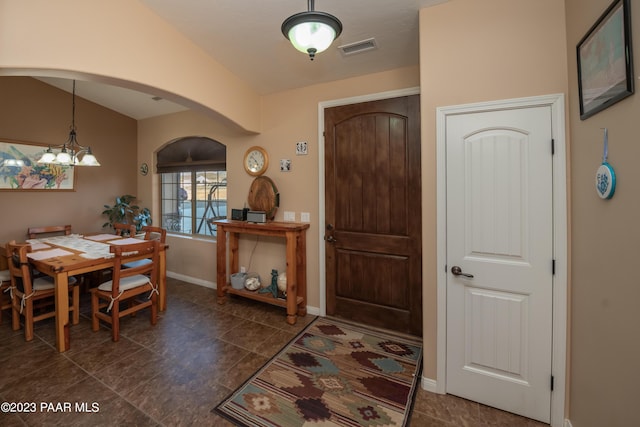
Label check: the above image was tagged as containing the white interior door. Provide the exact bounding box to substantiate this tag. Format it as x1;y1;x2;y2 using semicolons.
445;106;553;423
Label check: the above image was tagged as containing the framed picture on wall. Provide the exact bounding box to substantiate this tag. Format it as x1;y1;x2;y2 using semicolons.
0;139;76;191
577;0;634;120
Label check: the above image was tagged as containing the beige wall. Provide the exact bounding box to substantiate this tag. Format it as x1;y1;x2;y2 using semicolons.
565;0;640;425
8;0;640;423
137;110;252;287
419;0;569;383
0;77;137;243
0;0;260;132
138;66;420;305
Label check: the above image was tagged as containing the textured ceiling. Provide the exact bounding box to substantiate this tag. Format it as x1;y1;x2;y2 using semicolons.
38;0;446;119
140;0;443;95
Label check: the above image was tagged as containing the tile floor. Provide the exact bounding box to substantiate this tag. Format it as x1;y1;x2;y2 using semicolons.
0;278;548;426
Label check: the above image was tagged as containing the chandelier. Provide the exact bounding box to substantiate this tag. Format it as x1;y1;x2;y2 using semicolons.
38;80;100;166
281;0;342;60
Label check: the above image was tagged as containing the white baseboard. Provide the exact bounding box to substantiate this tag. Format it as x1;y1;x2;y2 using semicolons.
421;376;438;393
306;305;320;316
167;271;321;315
167;271;216;288
564;420;573;427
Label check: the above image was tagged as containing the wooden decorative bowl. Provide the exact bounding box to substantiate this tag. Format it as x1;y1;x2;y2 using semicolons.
247;176;279;219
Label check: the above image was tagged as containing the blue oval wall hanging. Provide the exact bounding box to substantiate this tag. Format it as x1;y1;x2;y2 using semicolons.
596;162;616;199
595;128;615;200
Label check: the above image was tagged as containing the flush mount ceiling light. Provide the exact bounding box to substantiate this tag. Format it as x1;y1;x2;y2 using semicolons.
282;0;343;61
37;80;100;167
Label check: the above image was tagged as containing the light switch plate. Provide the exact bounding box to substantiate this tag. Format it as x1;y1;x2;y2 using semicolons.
301;212;310;222
284;211;295;221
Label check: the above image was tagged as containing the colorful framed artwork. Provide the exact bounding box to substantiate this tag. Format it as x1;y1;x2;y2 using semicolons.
577;0;634;120
0;139;76;191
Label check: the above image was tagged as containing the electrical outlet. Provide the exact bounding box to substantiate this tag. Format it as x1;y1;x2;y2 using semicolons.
284;211;295;222
301;212;310;223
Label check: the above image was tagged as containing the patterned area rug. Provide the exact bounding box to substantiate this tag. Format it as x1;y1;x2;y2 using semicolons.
214;317;423;427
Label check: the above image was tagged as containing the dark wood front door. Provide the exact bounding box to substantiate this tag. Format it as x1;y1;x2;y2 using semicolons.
324;95;422;336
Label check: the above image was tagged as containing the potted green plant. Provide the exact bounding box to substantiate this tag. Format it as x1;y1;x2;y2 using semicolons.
133;207;152;231
102;194;152;234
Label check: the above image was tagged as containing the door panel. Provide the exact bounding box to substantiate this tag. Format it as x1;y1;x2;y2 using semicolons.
446;106;553;422
324;95;422;336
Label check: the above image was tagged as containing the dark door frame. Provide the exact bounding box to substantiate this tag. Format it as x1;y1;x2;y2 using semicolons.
317;87;421;317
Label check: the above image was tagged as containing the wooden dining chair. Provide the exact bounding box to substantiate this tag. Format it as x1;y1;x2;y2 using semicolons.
113;223;136;237
27;224;72;239
91;239;160;342
27;224;84;288
85;223;138;290
122;226;166;269
6;241;80;341
0;247;12;324
140;225;167;243
89;222;137;287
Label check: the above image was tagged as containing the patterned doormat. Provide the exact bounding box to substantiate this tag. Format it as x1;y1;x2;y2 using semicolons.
214;317;423;427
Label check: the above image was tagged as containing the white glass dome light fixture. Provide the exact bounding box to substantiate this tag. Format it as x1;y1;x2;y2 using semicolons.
37;80;101;167
281;0;343;61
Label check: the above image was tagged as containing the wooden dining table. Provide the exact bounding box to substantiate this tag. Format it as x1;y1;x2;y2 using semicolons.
25;233;168;352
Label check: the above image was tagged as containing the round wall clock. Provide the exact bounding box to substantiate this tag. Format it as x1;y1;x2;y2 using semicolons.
243;146;268;176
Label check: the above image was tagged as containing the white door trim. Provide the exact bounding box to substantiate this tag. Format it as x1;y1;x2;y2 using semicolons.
316;86;421;317
436;93;567;427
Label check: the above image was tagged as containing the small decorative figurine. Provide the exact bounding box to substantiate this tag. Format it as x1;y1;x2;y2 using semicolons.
277;272;287;293
259;269;279;298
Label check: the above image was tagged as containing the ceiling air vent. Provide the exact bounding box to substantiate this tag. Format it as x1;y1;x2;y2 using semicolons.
338;38;378;56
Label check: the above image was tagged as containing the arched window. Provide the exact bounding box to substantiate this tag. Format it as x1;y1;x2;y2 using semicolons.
157;136;226;237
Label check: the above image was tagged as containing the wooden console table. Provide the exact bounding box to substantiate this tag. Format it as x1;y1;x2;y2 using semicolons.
214;220;309;325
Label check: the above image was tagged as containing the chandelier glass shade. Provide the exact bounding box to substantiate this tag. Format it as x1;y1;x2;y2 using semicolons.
281;0;342;60
37;80;100;167
2;158;25;167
